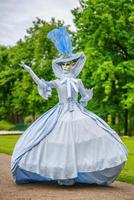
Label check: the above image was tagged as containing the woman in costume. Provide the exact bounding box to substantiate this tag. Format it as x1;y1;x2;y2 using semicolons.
10;26;128;186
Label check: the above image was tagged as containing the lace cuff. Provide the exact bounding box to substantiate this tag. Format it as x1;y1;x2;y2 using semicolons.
78;79;93;107
37;79;52;99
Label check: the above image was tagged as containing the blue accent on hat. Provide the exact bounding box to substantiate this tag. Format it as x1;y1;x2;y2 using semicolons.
47;26;73;56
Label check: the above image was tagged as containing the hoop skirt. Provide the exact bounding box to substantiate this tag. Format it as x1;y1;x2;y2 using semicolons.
10;77;128;186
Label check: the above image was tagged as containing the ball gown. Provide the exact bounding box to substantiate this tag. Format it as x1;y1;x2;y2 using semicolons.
10;52;128;185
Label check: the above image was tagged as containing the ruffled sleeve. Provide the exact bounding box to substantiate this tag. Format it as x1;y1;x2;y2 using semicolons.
78;79;93;107
37;78;57;99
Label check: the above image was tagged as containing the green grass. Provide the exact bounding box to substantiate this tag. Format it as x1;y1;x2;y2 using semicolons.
0;135;134;184
0;135;20;155
117;137;134;184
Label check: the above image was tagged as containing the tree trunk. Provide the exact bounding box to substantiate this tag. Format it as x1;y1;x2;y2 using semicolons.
124;108;128;136
115;112;120;135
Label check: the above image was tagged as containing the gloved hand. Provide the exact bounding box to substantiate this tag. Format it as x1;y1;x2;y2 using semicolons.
19;62;31;72
19;61;40;85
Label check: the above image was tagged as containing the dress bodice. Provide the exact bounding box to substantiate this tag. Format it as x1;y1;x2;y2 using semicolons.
37;74;93;112
55;78;79;104
25;51;92;112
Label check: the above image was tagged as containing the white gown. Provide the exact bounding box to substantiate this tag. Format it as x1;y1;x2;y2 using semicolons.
11;53;128;185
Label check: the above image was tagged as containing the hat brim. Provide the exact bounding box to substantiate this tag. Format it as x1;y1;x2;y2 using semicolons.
56;53;81;64
52;51;86;78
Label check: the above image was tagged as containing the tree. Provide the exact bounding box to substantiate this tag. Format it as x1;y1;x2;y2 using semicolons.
72;0;134;135
0;18;65;123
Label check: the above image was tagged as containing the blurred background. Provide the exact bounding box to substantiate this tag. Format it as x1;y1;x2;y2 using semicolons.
0;0;134;136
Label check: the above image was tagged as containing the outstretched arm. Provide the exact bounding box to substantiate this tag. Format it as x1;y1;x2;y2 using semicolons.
78;79;93;107
19;62;41;85
19;62;57;99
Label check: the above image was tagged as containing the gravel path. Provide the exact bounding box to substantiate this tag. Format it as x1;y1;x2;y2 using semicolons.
0;153;133;200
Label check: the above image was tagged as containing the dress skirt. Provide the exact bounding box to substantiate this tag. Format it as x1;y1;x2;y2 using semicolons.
11;102;128;185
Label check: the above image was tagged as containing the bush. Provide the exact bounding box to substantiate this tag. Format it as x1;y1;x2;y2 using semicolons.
0;120;16;131
15;124;28;131
24;115;33;125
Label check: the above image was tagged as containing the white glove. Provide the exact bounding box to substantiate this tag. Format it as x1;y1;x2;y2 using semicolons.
19;61;40;85
19;62;31;72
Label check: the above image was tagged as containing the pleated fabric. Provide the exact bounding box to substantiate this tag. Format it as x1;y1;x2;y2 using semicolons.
18;103;127;181
11;103;63;176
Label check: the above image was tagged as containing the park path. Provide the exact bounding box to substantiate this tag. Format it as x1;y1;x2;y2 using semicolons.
0;131;22;135
0;153;133;200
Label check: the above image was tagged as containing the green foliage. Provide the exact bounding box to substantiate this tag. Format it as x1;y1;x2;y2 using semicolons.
0;1;134;135
72;0;134;135
24;115;34;125
0;120;15;131
0;18;63;123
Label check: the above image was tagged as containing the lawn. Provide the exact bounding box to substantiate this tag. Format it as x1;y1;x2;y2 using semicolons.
0;135;134;184
117;137;134;184
0;135;20;155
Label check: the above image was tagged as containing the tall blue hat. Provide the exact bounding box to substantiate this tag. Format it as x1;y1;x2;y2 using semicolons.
47;26;81;63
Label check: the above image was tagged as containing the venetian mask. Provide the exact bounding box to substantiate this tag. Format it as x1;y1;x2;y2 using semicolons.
61;59;78;71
